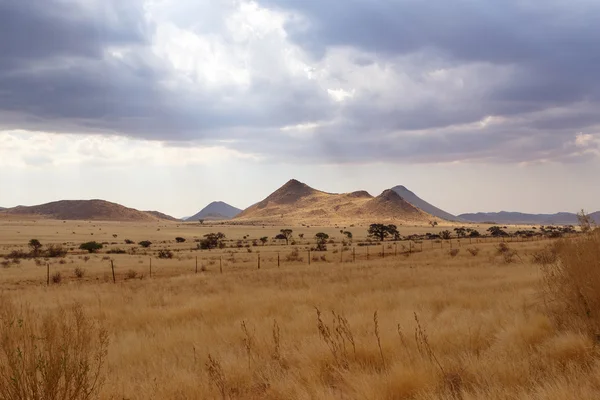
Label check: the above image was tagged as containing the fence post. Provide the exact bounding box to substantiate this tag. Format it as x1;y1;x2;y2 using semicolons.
395;243;398;256
340;247;343;262
367;246;369;260
308;250;311;265
111;260;116;284
352;247;356;263
220;256;223;274
278;252;280;268
195;256;198;274
258;254;261;269
150;258;152;278
409;241;412;254
382;244;385;258
47;263;50;286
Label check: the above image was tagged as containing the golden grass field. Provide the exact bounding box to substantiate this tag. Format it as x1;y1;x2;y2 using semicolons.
1;219;599;399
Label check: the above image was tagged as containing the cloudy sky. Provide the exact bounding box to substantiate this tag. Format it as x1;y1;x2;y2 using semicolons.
1;0;599;217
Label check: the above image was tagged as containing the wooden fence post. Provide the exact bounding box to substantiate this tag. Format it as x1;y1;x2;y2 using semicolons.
278;252;280;268
308;250;311;265
367;246;369;260
352;247;356;263
47;263;50;286
111;260;116;284
195;256;198;274
220;256;223;274
382;244;385;258
258;254;261;269
150;258;152;278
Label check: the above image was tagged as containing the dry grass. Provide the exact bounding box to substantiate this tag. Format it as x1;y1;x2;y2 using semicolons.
0;220;598;399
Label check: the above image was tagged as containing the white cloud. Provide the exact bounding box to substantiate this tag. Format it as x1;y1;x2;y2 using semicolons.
0;131;259;168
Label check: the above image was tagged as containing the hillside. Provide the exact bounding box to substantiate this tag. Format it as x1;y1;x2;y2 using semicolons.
0;200;166;222
392;185;460;221
234;179;435;224
186;201;242;221
459;211;600;225
145;211;180;222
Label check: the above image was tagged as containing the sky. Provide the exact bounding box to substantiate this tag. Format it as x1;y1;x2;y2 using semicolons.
1;0;599;218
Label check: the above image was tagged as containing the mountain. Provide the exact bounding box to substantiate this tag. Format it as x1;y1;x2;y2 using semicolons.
234;179;435;224
0;200;171;222
185;201;242;221
145;211;181;222
391;185;459;221
458;211;600;225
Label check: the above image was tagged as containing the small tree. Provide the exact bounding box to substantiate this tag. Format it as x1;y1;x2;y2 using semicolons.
138;240;152;248
79;241;103;253
429;221;438;228
199;219;204;225
278;229;293;245
175;237;186;243
199;233;226;250
343;231;353;240
368;224;399;241
453;227;467;238
487;226;508;237
577;209;594;233
28;239;42;257
440;230;452;240
314;232;329;251
260;237;268;246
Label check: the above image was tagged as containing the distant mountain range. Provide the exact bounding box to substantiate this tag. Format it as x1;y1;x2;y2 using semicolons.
0;200;179;222
391;185;459;221
185;201;242;221
234;179;435;224
458;211;600;225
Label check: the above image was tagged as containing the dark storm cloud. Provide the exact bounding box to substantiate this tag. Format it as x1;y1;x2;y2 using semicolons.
1;0;599;164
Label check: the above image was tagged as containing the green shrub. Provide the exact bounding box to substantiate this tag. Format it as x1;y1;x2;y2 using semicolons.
79;241;103;253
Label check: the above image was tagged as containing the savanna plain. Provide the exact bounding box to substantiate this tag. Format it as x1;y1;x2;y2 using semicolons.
1;219;599;400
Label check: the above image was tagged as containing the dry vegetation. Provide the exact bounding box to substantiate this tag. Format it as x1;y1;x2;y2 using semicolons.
0;219;599;399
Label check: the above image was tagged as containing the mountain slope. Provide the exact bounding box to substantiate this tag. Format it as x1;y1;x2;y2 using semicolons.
235;179;435;224
186;201;242;221
145;211;180;222
0;200;162;221
391;185;459;221
459;211;600;225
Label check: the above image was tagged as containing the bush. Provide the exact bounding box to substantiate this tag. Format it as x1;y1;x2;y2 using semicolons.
138;241;152;248
448;249;460;257
79;241;103;253
74;267;85;279
5;250;30;260
466;247;480;256
157;249;174;259
107;248;127;254
285;248;304;262
45;244;68;258
51;272;62;284
124;239;135;244
175;237;186;243
126;270;138;280
541;233;600;336
0;299;108;399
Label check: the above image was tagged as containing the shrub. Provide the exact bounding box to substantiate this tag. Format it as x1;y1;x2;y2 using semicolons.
79;241;103;253
74;267;85;279
107;248;127;254
45;244;68;258
51;272;62;284
124;239;135;244
285;248;304;262
541;233;600;336
138;241;152;248
532;245;558;265
5;250;30;260
157;249;174;259
28;239;43;256
449;249;460;257
126;270;138;279
0;299;108;399
466;247;480;256
175;237;186;243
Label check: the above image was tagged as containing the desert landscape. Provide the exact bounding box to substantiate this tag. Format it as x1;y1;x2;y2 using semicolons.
1;179;599;399
2;2;600;398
